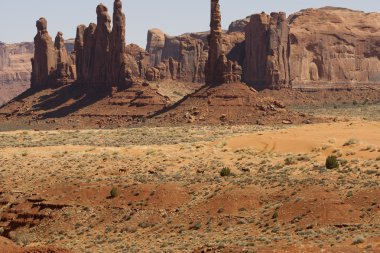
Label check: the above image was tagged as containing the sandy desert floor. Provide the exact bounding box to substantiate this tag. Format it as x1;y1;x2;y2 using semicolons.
0;116;379;252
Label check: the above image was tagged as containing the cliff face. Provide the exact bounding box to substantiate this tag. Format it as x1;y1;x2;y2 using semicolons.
243;12;290;90
0;42;33;105
289;7;380;88
7;5;380;99
0;40;74;105
145;29;207;83
142;0;246;85
0;42;33;86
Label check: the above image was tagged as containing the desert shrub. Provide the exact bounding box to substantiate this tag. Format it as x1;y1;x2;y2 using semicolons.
284;156;297;165
110;187;118;198
272;210;279;220
190;221;202;230
326;156;339;169
343;138;359;146
220;167;231;177
352;235;365;245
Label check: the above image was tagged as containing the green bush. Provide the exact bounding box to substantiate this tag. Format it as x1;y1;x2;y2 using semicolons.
220;167;231;177
326;156;339;169
110;187;118;198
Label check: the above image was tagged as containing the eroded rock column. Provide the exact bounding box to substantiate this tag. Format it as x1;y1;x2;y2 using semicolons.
109;0;127;87
205;0;242;85
74;25;86;82
54;32;74;80
90;4;111;87
31;18;57;89
206;0;223;85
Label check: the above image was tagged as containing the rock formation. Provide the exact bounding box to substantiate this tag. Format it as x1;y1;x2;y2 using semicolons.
54;32;75;80
90;4;111;87
205;0;223;85
125;43;150;80
146;29;165;67
109;0;127;87
243;12;290;90
28;3;380;94
144;33;207;83
74;0;128;88
289;7;380;88
205;0;242;85
228;16;250;33
31;17;57;89
0;43;33;87
74;25;86;83
82;23;97;86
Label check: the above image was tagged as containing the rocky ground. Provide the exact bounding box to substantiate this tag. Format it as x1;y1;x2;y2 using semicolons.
0;110;379;252
1;80;379;131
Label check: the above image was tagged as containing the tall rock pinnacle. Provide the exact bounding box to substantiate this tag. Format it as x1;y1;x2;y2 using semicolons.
74;0;127;88
90;4;111;87
205;0;242;85
31;18;57;89
206;0;223;85
109;0;127;87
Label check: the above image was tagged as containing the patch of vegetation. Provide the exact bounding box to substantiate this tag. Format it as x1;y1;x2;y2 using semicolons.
343;139;359;146
352;235;365;245
326;156;339;170
220;167;232;177
110;187;118;198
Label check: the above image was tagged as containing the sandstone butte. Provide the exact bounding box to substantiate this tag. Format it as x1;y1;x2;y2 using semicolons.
22;2;379;94
0;3;379;108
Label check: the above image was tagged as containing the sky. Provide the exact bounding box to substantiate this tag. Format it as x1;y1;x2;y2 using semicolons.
1;0;379;48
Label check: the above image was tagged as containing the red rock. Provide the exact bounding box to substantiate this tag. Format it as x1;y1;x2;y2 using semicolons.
243;12;290;90
0;42;33;104
90;4;111;87
74;25;86;83
31;17;57;89
146;28;165;67
54;32;75;81
109;0;127;87
205;0;223;85
289;7;380;88
205;0;242;85
82;23;97;86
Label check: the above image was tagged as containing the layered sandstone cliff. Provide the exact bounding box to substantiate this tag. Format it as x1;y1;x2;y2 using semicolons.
0;42;33;105
144;0;243;85
23;5;380;94
145;29;207;83
289;7;380;88
0;40;74;105
244;12;290;90
0;42;33;87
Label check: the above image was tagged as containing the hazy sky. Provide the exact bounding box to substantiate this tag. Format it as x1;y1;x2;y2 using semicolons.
1;0;379;47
